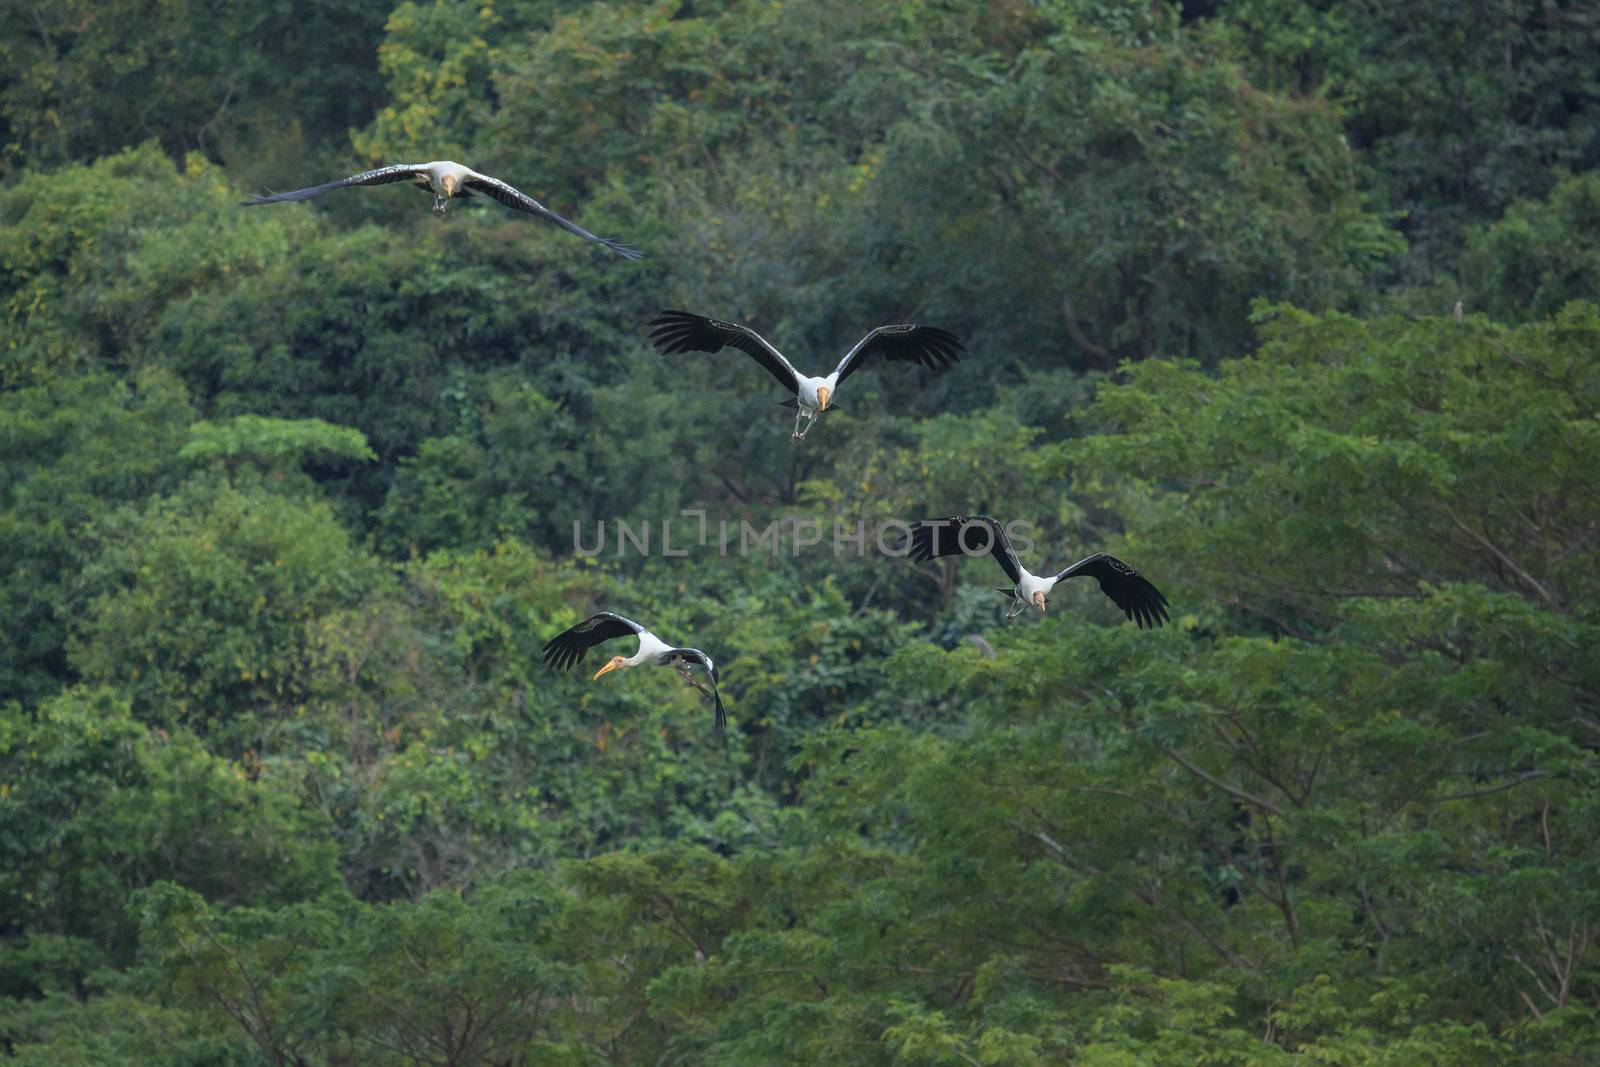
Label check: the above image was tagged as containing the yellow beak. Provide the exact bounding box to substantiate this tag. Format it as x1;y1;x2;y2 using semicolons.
817;386;831;411
1033;592;1047;613
593;660;621;680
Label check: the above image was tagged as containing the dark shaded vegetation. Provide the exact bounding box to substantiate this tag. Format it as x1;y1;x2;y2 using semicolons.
3;1;1599;1062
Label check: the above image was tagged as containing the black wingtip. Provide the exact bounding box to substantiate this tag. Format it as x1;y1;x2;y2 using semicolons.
605;239;645;261
541;634;576;670
907;522;933;563
646;311;696;343
1127;591;1171;630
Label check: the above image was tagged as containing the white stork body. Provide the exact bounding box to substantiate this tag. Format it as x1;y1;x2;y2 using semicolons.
648;311;965;442
617;627;675;668
415;160;474;213
795;372;839;433
241;160;642;259
1013;566;1057;616
543;612;726;738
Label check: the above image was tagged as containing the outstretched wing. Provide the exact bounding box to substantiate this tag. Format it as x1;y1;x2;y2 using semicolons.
831;324;964;386
1052;553;1170;629
909;515;1023;586
461;173;642;259
240;163;429;205
647;310;804;396
542;612;646;670
663;647;726;741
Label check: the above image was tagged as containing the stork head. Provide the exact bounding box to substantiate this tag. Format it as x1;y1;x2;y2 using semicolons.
593;655;628;680
816;385;831;411
1032;590;1047;613
431;175;458;216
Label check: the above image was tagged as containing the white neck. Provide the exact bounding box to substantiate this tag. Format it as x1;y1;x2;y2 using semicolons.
630;630;671;665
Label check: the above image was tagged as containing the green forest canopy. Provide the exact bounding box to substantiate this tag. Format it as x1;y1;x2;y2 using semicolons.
2;0;1599;1063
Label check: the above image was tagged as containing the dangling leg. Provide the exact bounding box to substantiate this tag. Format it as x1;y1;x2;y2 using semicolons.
996;589;1023;619
795;410;819;441
678;664;714;702
792;407;808;441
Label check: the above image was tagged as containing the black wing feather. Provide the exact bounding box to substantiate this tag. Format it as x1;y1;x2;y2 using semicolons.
647;310;802;396
240;163;429;205
663;647;726;742
833;324;965;386
461;174;642;259
908;515;1023;585
1053;553;1171;629
542;612;645;670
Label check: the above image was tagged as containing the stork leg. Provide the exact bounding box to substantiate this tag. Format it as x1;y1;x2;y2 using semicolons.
432;195;448;216
677;664;714;700
1003;595;1027;620
791;407;809;441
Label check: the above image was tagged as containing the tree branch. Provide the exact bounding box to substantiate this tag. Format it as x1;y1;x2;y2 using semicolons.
1165;748;1285;816
1432;502;1555;604
1440;769;1544;801
1060;292;1115;369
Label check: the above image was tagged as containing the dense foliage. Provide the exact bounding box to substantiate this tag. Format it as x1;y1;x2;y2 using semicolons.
3;0;1598;1062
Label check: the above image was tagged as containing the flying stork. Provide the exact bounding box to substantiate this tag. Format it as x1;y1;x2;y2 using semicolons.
543;612;726;738
647;310;965;441
241;161;642;259
910;516;1170;627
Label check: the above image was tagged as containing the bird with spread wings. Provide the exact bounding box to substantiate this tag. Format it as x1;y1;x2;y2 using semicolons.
910;516;1170;627
647;310;965;441
242;160;642;259
543;612;726;739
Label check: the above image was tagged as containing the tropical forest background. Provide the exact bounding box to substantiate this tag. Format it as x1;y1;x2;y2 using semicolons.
3;0;1600;1062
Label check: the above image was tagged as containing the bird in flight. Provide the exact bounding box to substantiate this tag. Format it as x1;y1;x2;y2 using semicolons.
241;160;642;259
647;310;965;441
910;515;1170;627
543;612;726;739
